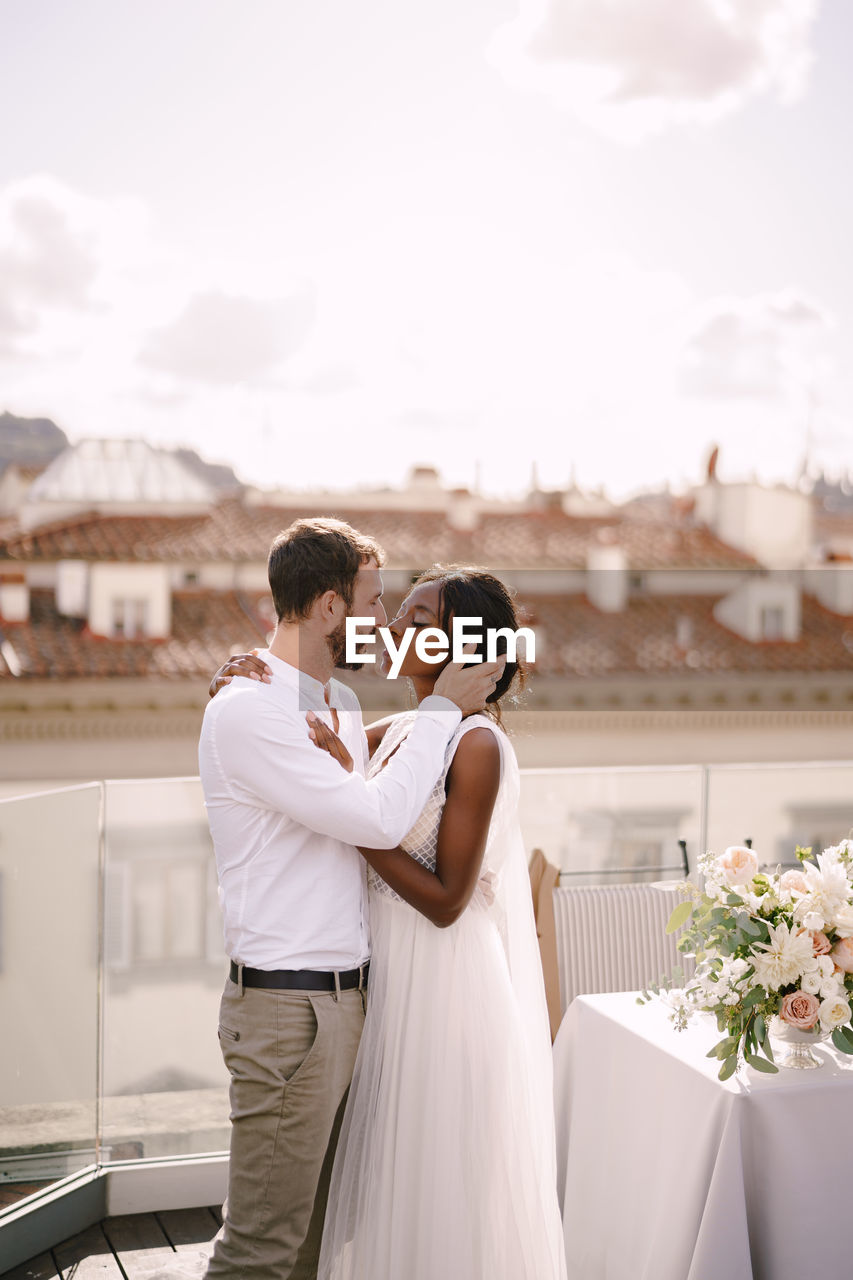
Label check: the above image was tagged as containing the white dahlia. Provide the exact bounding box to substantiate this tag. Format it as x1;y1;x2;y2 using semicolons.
792;852;852;932
751;921;816;992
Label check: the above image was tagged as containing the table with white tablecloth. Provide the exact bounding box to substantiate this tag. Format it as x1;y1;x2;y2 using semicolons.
553;991;853;1280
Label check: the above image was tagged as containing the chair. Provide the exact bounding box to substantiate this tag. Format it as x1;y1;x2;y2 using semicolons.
553;882;693;1014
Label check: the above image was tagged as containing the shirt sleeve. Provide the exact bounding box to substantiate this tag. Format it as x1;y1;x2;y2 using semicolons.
208;692;461;848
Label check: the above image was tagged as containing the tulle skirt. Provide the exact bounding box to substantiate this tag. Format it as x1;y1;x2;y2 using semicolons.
317;890;567;1280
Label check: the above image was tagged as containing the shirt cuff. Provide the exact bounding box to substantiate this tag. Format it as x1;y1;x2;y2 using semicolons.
417;694;463;732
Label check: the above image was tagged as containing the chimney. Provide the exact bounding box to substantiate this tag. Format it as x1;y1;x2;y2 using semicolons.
808;563;853;616
0;572;29;622
447;488;479;532
585;531;628;612
675;615;694;650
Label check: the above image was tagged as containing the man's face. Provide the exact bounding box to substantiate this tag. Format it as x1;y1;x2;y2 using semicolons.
327;559;386;669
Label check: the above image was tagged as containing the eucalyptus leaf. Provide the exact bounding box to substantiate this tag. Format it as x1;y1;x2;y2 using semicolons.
746;1053;778;1074
706;1035;739;1060
666;900;694;934
832;1027;853;1055
718;1054;738;1082
741;987;766;1010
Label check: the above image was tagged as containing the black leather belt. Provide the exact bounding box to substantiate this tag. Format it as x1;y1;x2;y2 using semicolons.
230;961;369;992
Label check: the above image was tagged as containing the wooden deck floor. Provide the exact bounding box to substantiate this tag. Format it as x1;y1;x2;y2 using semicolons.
2;1207;221;1280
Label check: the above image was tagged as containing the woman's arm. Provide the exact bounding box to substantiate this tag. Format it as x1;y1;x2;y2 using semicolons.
357;727;501;928
208;650;272;698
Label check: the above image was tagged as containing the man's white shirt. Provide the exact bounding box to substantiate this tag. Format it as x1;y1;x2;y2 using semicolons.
199;650;462;971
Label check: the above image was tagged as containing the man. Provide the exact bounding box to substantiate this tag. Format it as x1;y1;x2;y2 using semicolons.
199;517;504;1280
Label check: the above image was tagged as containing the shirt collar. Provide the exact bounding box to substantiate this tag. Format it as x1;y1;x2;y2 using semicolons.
258;649;346;711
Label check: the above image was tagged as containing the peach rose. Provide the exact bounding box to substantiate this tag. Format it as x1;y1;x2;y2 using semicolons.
780;869;808;894
797;928;832;956
830;937;853;974
779;990;821;1030
718;845;759;886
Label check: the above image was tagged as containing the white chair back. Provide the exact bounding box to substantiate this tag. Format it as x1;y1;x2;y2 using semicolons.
553;882;693;1013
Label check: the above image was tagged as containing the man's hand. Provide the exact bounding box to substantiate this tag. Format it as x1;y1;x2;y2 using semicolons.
208;650;273;699
433;648;506;716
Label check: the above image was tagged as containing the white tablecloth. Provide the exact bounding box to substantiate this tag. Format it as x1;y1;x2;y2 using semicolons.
553;991;853;1280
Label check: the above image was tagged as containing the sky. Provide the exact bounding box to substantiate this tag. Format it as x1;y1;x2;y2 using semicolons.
1;0;851;499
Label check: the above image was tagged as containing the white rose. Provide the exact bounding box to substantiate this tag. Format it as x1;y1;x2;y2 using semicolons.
801;971;822;995
832;905;853;939
802;910;825;933
819;995;852;1032
820;978;844;1000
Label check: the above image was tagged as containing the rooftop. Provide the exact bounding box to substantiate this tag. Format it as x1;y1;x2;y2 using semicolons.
28;439;215;509
0;499;758;569
1;586;852;685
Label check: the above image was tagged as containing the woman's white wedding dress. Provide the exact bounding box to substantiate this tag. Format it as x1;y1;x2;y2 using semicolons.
318;713;568;1280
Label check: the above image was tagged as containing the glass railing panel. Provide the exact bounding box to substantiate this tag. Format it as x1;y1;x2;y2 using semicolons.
706;762;853;870
4;759;850;1226
519;766;704;886
100;778;230;1164
0;784;102;1213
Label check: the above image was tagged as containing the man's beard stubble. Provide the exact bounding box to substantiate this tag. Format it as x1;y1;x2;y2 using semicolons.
326;618;366;671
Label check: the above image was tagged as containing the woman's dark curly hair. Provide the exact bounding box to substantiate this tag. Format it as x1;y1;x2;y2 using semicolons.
408;565;527;728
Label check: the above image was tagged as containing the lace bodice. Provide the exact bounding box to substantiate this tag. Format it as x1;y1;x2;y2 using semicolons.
366;711;514;903
367;712;444;901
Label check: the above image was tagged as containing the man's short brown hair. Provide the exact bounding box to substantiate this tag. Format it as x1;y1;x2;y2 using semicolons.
268;517;385;622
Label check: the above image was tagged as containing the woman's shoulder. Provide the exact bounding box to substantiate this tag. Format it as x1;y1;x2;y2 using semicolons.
447;715;506;773
453;713;506;747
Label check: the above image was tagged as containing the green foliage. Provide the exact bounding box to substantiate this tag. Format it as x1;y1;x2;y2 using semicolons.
832;1025;853;1055
666;899;694;934
745;1052;777;1073
707;1036;739;1060
718;1054;738;1082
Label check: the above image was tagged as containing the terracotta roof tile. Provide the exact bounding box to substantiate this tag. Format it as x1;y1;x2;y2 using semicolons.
0;501;757;570
528;594;853;679
2;587;851;683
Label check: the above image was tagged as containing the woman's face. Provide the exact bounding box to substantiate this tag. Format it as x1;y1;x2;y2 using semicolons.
381;579;447;681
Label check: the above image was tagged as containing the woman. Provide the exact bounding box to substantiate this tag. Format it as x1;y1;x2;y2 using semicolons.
212;567;567;1280
311;567;566;1280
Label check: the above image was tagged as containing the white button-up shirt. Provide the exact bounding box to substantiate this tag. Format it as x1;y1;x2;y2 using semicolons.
199;650;462;970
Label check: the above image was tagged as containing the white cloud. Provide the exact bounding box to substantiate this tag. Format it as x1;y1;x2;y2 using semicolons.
0;177;99;312
0;175;152;364
487;0;819;141
139;288;316;386
679;290;832;400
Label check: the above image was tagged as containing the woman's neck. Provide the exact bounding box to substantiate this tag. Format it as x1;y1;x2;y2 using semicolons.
409;676;438;704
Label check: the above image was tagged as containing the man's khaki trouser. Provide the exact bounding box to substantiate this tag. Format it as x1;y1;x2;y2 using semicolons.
205;977;365;1280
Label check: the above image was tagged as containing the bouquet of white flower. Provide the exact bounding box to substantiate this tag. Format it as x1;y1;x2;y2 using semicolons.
648;839;853;1078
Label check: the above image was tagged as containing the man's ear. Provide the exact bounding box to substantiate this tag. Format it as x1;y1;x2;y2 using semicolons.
316;589;344;625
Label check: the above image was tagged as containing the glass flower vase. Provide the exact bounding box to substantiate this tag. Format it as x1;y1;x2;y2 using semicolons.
769;1017;832;1070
